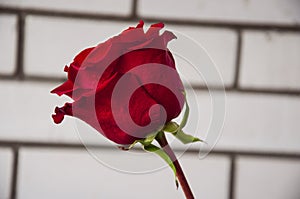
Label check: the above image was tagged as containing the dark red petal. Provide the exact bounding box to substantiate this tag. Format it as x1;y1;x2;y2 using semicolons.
115;48;176;74
110;48;184;121
52;47;95;95
145;22;164;38
79;40;113;69
146;30;176;50
52;103;73;124
123;20;144;32
52;108;64;124
150;22;164;28
136;20;144;28
64;65;69;72
51;21;183;145
73;47;95;66
50;80;73;97
67;63;80;83
95;73;164;144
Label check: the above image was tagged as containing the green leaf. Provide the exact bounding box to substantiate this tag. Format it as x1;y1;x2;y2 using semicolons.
174;129;203;144
143;144;178;188
163;121;203;144
179;92;190;130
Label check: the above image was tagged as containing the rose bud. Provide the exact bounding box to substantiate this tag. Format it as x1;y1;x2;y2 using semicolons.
51;20;185;146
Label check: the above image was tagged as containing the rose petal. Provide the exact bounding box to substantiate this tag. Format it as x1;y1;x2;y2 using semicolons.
51;21;185;145
63;65;69;72
52;103;73;124
51;80;73;96
73;47;95;66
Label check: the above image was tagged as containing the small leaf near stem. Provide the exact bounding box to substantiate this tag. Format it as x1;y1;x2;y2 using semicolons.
179;91;190;130
163;121;203;144
163;91;203;145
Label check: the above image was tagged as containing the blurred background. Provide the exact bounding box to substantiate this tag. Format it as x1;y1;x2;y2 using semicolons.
0;0;300;199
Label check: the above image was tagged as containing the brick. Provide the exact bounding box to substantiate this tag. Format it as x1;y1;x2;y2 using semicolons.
2;81;300;154
0;0;132;16
240;31;300;90
24;16;134;77
0;148;13;199
0;15;17;75
181;154;230;199
213;92;300;153
172;90;300;153
24;17;237;87
138;0;300;25
17;148;229;199
25;17;237;86
0;81;108;145
236;157;300;199
168;25;237;86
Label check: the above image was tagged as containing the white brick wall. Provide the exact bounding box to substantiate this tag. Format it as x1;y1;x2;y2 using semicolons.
240;31;300;90
168;25;237;87
1;0;300;199
0;148;13;199
24;16;134;78
218;93;300;152
0;0;133;16
24;16;237;86
0;81;77;142
160;91;300;153
2;82;299;153
236;157;300;199
18;148;229;199
138;0;300;25
0;81;113;145
0;14;17;75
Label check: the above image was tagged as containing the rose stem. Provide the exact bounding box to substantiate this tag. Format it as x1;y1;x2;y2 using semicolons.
156;132;195;199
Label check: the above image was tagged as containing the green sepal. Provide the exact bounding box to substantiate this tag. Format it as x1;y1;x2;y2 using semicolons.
118;131;160;150
143;144;179;188
164;121;203;144
179;91;190;130
174;129;203;144
118;140;138;151
142;133;157;146
163;91;203;144
163;122;179;133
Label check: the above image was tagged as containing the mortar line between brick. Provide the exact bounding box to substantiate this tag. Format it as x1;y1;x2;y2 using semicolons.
228;155;236;199
1;6;300;31
15;12;25;80
1;141;300;159
233;29;242;89
131;0;138;19
0;75;300;96
10;147;19;199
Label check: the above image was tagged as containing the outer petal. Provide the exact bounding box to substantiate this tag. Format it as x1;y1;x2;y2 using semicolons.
50;80;73;97
71;72;164;145
72;21;174;92
73;47;95;67
117;49;184;121
52;103;73;124
51;47;95;96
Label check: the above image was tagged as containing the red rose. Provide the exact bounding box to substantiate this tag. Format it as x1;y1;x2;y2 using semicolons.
51;20;185;145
